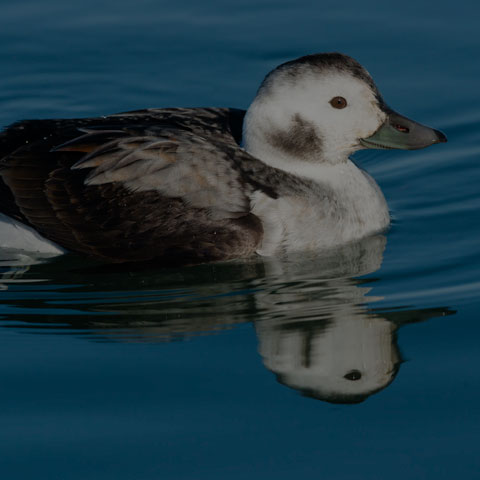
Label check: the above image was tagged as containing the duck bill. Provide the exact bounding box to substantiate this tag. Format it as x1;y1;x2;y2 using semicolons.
360;110;447;150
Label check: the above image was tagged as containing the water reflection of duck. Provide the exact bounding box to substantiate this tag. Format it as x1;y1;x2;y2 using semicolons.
0;235;454;404
253;237;454;404
0;53;446;264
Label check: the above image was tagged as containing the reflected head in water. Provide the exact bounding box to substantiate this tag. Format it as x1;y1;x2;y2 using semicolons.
256;306;453;404
258;314;401;404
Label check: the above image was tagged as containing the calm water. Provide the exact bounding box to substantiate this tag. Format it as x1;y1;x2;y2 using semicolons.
1;1;479;478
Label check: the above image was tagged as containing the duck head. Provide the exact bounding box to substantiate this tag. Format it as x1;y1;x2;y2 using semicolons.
243;53;446;166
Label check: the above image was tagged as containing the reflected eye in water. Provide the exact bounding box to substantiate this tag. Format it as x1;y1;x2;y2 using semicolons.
344;370;362;381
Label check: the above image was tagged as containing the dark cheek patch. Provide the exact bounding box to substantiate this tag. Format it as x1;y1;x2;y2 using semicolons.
266;113;323;160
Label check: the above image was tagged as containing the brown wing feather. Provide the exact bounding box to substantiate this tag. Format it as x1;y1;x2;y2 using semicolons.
0;108;266;264
43;164;263;264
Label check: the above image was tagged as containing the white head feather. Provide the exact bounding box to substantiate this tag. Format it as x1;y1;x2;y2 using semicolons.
243;53;388;172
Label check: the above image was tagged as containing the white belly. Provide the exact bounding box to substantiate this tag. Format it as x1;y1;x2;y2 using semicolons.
0;213;65;255
252;162;390;255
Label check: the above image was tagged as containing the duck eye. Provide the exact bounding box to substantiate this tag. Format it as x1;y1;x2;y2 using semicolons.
330;96;347;109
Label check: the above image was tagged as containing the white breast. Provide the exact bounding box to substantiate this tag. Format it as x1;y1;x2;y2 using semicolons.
251;160;390;255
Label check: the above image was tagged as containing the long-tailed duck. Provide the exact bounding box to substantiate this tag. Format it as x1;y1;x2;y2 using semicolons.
0;53;446;265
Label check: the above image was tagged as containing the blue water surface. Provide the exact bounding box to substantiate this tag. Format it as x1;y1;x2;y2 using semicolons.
0;1;479;479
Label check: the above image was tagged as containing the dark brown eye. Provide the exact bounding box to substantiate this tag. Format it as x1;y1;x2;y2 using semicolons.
330;96;347;109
